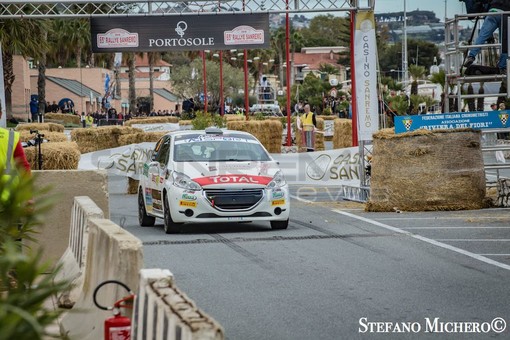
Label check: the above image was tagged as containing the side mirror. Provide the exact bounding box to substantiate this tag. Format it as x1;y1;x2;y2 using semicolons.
151;153;157;161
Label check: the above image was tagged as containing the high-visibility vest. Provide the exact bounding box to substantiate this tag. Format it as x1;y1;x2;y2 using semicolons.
301;112;315;131
0;128;20;202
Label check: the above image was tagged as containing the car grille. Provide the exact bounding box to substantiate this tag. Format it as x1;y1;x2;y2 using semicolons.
203;189;264;211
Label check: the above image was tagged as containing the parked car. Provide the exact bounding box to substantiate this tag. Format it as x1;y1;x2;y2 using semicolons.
138;127;290;233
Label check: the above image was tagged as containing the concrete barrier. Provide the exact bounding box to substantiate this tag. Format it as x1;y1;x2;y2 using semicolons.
32;170;109;265
54;196;104;308
133;269;224;340
60;218;143;340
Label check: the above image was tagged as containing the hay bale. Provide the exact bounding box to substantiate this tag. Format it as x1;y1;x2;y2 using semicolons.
179;120;192;126
128;178;139;194
45;113;80;125
118;131;168;145
225;115;245;121
366;128;486;212
124;116;179;126
24;142;80;170
18;130;68;143
333;119;352;149
16;122;65;133
71;126;143;153
227;120;282;153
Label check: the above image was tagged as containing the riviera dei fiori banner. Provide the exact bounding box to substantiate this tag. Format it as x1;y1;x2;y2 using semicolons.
90;14;269;52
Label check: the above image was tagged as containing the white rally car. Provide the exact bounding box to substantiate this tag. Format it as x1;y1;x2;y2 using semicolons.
138;127;290;233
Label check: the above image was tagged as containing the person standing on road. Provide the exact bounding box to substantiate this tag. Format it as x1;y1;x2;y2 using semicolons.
297;104;317;152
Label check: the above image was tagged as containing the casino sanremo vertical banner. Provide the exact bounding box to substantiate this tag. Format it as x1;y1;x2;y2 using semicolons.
354;11;379;141
90;14;269;52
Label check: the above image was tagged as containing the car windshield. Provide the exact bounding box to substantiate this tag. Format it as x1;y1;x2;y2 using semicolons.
173;134;271;162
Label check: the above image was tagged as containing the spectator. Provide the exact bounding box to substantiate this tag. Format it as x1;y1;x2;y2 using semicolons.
29;96;38;123
297;104;317;152
463;0;510;74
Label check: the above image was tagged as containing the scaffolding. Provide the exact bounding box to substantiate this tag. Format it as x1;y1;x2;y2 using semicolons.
444;11;510;113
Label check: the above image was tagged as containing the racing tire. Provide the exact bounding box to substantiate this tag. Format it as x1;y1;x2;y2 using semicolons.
138;189;155;227
163;193;180;234
270;219;289;230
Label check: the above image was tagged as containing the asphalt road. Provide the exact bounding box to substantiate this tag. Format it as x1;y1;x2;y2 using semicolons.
109;176;510;339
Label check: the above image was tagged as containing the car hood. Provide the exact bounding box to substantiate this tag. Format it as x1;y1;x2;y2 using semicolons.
172;160;282;188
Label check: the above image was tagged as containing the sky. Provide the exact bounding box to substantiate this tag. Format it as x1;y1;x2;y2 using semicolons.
374;0;466;22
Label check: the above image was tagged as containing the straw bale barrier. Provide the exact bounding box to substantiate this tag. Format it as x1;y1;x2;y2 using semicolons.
294;117;325;152
24;142;80;170
179;120;192;126
226;115;245;121
18;130;68;143
128;178;139;194
71;126;143;153
118;131;168;145
366;128;487;212
124;116;179;126
318;115;336;141
16;122;65;133
45;113;80;125
333;119;352;149
227;120;282;153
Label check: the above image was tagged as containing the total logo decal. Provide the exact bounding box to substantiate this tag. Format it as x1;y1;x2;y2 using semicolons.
194;175;272;186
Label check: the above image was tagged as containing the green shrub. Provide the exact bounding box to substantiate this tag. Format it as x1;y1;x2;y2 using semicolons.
0;168;71;339
191;111;225;130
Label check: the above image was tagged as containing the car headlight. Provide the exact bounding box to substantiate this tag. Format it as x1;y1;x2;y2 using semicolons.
266;170;287;189
172;171;202;190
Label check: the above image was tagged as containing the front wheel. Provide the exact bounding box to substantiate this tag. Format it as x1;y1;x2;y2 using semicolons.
270;219;289;230
163;193;180;234
138;189;155;227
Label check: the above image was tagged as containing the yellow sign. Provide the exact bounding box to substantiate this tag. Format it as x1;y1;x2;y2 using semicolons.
179;200;197;207
271;199;285;206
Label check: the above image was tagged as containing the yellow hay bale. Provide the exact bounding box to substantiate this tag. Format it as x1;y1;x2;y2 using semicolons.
24;142;80;170
366;129;486;212
225;115;245;121
71;126;143;153
227;120;282;153
118;132;168;145
45;113;80;125
128;178;139;194
16;122;65;133
18;130;68;143
179;120;192;126
333;119;352;149
124;116;179;126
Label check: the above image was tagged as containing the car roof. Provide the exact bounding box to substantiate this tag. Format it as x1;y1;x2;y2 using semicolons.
164;129;255;139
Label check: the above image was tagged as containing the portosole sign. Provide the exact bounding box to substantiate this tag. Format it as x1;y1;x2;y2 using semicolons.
395;111;509;134
90;14;269;52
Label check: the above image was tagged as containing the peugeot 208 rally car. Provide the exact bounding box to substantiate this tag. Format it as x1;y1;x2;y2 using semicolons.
138;128;290;233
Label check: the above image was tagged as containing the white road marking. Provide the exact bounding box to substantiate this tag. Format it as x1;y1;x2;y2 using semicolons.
436;239;510;242
402;226;510;230
333;210;510;271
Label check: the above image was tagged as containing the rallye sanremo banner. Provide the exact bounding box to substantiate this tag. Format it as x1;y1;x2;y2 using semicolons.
78;144;366;187
90;14;269;53
354;11;379;142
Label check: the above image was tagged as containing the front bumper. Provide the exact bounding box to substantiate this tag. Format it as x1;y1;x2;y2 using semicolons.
166;185;290;224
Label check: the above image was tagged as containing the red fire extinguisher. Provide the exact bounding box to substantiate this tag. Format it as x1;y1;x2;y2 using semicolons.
93;280;135;340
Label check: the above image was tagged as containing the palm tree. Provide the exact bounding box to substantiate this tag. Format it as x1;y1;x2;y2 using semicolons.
271;28;286;89
0;19;44;113
127;53;136;115
408;64;426;96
